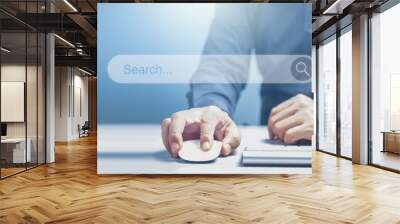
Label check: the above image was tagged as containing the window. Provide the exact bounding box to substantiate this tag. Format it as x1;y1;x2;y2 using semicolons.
370;2;400;171
317;35;337;154
339;27;352;158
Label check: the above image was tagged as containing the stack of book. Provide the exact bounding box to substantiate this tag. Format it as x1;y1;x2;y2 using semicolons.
241;148;312;167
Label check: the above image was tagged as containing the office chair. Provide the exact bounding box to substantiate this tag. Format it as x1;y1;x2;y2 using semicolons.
79;121;90;138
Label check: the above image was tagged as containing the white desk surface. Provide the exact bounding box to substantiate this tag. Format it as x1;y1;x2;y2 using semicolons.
97;125;312;174
1;138;27;144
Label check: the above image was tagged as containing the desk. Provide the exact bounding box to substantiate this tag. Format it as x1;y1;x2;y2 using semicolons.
98;125;312;174
1;138;31;163
382;131;400;154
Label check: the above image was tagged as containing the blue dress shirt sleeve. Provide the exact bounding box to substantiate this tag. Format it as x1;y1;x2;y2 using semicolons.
188;5;255;116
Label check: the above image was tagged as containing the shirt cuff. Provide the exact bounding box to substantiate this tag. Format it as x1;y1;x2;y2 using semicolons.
192;93;234;117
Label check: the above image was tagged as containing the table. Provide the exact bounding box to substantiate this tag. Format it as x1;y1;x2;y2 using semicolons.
1;138;31;164
382;131;400;154
98;125;312;174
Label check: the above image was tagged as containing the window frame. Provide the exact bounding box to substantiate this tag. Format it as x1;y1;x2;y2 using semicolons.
315;23;353;161
367;0;400;173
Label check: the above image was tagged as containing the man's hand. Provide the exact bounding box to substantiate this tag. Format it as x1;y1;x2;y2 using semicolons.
161;106;241;158
268;94;314;144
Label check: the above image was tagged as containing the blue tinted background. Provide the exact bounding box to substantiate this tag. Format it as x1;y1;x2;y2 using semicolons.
98;3;311;125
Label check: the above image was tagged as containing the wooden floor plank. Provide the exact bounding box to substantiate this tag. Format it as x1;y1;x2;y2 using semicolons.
1;135;400;223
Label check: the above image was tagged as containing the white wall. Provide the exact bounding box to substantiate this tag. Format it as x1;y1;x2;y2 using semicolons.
71;73;89;138
55;67;89;141
1;65;41;137
55;66;69;141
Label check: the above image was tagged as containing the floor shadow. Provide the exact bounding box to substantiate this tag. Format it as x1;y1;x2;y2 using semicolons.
98;150;173;162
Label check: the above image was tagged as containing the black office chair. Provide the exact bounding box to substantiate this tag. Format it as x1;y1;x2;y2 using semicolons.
79;121;90;138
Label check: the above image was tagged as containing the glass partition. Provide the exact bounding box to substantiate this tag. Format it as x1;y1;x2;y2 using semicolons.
27;30;38;169
0;1;46;179
1;30;28;177
38;32;46;165
26;0;44;169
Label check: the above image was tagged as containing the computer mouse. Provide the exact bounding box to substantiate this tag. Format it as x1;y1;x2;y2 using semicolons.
178;140;222;162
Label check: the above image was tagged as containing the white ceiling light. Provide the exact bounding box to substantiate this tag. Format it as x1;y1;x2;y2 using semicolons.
323;0;355;15
54;34;75;48
78;67;93;76
1;47;11;53
63;0;78;12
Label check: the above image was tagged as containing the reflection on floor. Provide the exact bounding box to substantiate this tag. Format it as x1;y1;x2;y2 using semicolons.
0;167;25;177
0;135;400;223
373;150;400;171
0;162;43;178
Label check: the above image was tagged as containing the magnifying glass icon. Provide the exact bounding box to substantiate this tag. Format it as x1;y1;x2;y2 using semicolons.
295;61;311;78
291;57;312;81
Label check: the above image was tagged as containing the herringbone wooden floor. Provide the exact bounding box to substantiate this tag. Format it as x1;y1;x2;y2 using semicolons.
1;135;400;224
